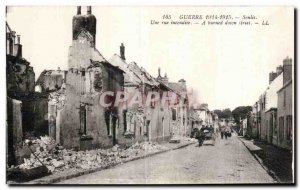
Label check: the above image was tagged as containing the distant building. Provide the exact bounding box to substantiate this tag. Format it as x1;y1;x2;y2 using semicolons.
249;101;260;139
241;118;248;136
35;68;67;92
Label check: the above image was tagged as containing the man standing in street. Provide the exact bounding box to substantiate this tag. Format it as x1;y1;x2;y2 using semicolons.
225;124;231;139
220;125;225;139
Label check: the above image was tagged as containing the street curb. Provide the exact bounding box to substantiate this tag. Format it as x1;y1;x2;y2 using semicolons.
237;137;280;183
20;141;196;185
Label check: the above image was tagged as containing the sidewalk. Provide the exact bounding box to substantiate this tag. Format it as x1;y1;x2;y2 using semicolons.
238;137;293;183
10;139;196;185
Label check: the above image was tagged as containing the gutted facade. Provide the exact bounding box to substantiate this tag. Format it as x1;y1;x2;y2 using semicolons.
6;23;49;165
53;6;125;150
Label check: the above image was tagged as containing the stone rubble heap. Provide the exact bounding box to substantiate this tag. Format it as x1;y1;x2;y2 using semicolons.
18;136;173;173
48;89;65;109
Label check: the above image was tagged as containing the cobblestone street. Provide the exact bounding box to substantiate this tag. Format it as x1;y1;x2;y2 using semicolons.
59;133;275;184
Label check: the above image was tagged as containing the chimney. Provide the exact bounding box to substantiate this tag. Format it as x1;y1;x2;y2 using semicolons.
87;6;91;14
178;79;186;89
283;56;292;84
17;35;20;44
269;72;277;84
11;31;16;44
77;6;81;15
158;67;161;77
120;43;125;60
163;73;169;84
13;34;22;58
276;65;283;75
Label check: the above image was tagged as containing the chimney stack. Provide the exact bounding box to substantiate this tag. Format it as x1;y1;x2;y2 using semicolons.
120;43;125;60
87;6;91;14
276;65;283;76
283;56;292;84
269;72;277;84
162;73;169;84
158;67;161;77
11;31;16;44
17;35;20;44
77;6;81;15
178;79;186;88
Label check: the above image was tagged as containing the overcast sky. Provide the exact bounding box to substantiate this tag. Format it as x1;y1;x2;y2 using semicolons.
6;6;294;110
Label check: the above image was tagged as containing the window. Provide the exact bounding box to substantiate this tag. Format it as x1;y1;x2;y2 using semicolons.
109;113;113;136
150;94;156;108
105;110;111;136
286;115;292;141
144;120;150;136
79;103;87;135
274;113;278;135
123;110;127;132
279;116;284;143
172;108;176;120
283;90;286;108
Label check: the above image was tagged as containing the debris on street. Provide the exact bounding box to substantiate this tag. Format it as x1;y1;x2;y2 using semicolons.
16;136;188;174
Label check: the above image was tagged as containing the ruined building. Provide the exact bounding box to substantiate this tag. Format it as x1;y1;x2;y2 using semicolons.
156;68;190;137
49;6;125;150
110;47;175;143
6;23;35;95
35;67;67;93
7;23;49;165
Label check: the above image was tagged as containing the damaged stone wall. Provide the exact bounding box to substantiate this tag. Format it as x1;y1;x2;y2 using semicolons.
36;70;66;92
7;55;35;95
61;61;124;150
21;95;49;137
7;97;23;166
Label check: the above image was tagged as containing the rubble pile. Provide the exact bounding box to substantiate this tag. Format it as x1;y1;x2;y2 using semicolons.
48;89;65;109
17;137;170;173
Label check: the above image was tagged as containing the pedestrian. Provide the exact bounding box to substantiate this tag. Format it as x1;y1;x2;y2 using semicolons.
195;130;205;147
225;125;231;139
220;126;225;139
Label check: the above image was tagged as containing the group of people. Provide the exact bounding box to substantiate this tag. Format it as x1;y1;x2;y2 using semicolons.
192;122;232;147
219;125;232;139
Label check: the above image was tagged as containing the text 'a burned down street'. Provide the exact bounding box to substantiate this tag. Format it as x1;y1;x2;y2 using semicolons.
6;6;294;185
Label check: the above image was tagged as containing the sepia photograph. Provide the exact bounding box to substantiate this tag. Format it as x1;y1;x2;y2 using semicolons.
5;5;295;185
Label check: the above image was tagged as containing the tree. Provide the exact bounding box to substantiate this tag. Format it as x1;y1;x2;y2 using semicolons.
213;108;232;119
232;106;252;124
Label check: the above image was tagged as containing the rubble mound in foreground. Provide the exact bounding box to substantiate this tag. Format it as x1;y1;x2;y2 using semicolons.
15;136;174;173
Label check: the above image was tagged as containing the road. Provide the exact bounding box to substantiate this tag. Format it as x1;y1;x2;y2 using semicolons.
58;133;275;184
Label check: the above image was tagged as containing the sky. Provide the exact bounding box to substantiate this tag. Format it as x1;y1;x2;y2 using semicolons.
6;6;294;110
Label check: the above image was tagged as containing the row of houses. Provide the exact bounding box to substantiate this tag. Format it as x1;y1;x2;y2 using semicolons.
243;57;293;150
7;6;195;165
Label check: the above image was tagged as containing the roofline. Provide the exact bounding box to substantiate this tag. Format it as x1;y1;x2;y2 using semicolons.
277;79;292;93
6;22;12;33
265;107;277;113
90;59;125;73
